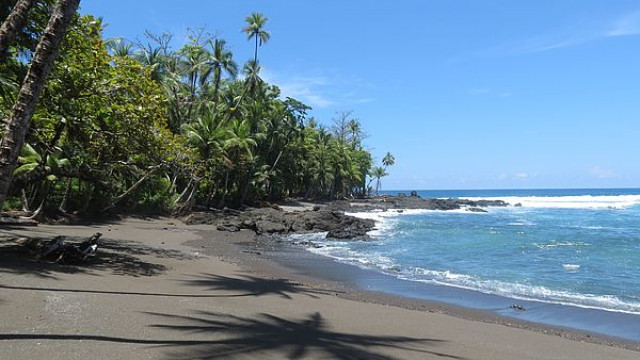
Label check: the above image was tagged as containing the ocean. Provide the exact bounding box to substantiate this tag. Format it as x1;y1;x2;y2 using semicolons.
287;188;640;339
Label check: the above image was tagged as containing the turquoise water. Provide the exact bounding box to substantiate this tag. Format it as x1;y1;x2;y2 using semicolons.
307;189;640;315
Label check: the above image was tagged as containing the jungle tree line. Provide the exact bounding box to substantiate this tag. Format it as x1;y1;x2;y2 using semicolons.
1;2;394;216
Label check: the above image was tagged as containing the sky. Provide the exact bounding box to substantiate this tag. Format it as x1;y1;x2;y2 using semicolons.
80;1;640;190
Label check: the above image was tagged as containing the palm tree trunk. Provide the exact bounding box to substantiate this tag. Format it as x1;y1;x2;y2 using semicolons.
0;0;36;63
0;0;81;206
254;34;258;64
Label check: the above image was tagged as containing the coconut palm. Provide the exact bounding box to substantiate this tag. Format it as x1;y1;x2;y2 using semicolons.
347;119;363;149
105;37;134;57
0;0;81;205
371;166;388;194
242;59;263;98
382;152;395;169
242;12;269;64
208;38;237;110
0;0;36;63
181;112;230;160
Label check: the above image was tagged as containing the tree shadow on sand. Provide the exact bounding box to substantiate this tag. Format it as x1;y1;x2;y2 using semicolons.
0;233;191;278
0;311;466;360
151;311;466;360
184;273;332;299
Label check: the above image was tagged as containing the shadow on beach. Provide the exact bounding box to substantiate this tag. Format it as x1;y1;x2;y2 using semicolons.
0;273;332;300
0;311;465;360
183;273;332;299
0;231;192;278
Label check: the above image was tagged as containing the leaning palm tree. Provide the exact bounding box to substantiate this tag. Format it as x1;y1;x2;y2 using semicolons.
0;0;36;63
0;0;81;206
371;166;388;195
242;12;269;64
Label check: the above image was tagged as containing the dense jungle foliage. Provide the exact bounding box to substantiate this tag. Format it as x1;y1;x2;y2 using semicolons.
1;3;393;216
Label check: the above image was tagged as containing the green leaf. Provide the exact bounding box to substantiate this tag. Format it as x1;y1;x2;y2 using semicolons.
13;163;39;176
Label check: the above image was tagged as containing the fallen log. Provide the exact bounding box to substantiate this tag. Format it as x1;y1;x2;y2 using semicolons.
0;215;38;226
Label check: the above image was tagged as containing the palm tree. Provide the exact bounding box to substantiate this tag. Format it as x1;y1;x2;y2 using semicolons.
347;119;363;149
225;118;257;206
371;166;388;194
0;0;81;206
382;152;395;169
242;12;269;65
0;0;36;63
178;44;212;123
136;41;170;82
208;38;237;111
242;59;263;98
105;37;134;57
181;112;230;160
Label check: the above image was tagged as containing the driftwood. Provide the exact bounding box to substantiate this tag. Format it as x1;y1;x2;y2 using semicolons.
0;215;38;226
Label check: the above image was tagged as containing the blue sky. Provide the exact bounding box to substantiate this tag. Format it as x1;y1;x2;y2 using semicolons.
81;1;640;190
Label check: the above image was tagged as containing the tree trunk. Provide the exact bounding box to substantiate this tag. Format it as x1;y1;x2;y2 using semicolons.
0;0;80;206
20;188;29;211
58;177;71;212
102;165;159;212
0;0;36;63
254;34;258;65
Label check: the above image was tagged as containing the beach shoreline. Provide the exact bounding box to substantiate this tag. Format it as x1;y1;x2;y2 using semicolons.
1;215;638;359
184;225;640;350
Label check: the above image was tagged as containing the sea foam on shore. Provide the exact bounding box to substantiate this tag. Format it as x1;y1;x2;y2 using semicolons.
282;190;640;340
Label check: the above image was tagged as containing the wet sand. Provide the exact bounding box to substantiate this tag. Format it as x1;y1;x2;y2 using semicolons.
0;217;638;359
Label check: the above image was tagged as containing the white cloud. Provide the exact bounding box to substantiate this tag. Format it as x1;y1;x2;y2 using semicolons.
607;11;640;37
468;87;513;98
261;69;374;109
589;166;616;179
515;172;529;179
512;10;640;54
261;70;335;108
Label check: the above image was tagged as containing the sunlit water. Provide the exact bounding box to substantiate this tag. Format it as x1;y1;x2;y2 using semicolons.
301;189;640;315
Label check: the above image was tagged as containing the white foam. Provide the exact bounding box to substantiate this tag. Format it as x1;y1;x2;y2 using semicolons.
462;195;640;209
563;264;581;271
304;241;640;314
346;208;484;237
404;267;640;314
308;244;399;272
534;241;590;249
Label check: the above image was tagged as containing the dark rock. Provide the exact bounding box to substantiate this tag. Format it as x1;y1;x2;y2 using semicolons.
216;224;239;232
514;203;523;207
467;207;488;213
186;195;509;240
183;212;221;225
255;220;286;235
473;199;509;207
328;200;352;211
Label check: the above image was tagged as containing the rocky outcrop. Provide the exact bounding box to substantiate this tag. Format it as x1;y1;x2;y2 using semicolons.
185;195;509;240
188;207;375;239
350;196;508;211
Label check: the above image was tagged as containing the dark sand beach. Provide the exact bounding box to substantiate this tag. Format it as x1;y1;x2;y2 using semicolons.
1;216;638;359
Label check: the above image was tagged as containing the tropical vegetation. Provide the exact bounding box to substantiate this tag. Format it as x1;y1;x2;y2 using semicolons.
0;1;394;217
